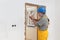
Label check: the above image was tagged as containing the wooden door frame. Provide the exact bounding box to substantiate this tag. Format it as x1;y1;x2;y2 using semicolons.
25;3;39;40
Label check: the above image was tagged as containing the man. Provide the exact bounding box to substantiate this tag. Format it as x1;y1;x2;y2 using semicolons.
29;6;49;40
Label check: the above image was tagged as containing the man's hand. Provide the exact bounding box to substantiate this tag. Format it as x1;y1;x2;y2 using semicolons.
29;15;39;25
29;15;35;20
32;20;37;25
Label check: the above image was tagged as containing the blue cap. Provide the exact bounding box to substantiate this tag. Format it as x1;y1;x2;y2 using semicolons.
37;6;46;13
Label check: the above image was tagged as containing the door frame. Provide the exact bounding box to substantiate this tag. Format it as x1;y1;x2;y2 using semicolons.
25;3;39;40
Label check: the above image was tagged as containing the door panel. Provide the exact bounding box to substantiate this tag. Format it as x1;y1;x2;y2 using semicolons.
25;3;38;40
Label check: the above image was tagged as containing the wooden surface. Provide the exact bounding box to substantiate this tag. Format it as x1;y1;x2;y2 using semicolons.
25;3;38;40
26;27;37;40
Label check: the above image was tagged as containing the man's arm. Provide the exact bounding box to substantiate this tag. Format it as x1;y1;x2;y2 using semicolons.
29;16;39;25
35;18;49;30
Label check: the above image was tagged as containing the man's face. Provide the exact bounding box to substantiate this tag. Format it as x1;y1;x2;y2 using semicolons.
37;12;43;20
38;12;43;17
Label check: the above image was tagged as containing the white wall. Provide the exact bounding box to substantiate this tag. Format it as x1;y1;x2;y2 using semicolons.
0;0;59;40
0;0;24;40
55;0;60;40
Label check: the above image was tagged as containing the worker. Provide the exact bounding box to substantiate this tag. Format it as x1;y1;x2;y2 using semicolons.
29;6;49;40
